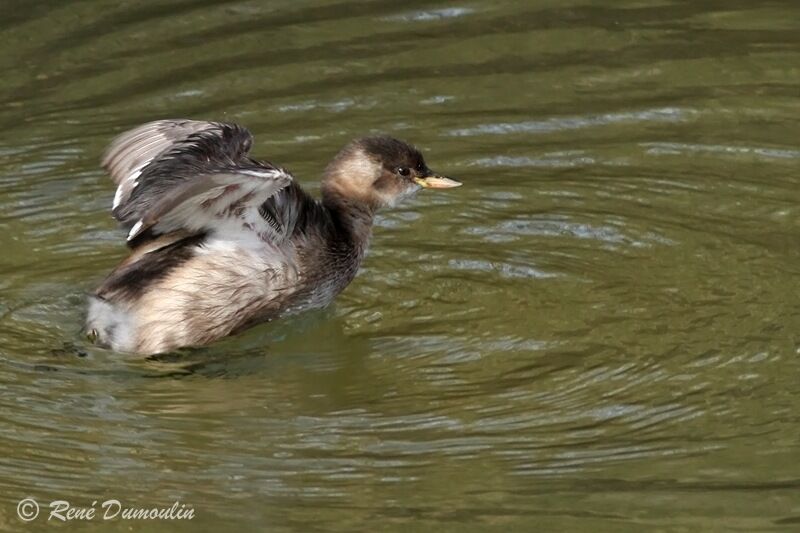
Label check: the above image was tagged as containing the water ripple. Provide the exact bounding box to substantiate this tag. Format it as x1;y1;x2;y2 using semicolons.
448;107;695;137
384;7;475;22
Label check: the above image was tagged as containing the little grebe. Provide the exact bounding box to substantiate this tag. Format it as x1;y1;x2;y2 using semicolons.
86;120;461;354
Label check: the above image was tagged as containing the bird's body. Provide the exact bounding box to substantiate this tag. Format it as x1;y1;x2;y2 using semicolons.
87;120;460;355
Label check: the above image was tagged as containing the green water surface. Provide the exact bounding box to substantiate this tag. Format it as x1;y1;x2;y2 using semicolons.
1;0;799;531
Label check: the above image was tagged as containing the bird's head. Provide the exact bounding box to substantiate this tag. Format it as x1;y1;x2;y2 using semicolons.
322;135;461;211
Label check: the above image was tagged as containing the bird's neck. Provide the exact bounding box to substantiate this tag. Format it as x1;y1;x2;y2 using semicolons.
321;187;376;256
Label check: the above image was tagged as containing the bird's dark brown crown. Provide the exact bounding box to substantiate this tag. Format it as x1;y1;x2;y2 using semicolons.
357;136;428;175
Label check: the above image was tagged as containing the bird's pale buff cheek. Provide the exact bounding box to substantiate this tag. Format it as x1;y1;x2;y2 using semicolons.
325;156;381;201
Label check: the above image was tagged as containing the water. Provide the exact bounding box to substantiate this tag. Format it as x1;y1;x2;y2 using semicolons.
1;0;799;530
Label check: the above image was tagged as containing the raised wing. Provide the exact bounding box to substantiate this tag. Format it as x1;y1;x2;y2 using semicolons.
103;119;214;210
101;120;293;244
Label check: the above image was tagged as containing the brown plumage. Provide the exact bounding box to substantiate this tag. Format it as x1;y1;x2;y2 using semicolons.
87;119;461;355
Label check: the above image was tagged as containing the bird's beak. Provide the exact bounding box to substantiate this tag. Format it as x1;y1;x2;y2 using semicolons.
414;173;462;189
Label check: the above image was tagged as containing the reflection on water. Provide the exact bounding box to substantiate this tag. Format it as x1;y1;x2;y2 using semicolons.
448;107;692;136
1;0;800;530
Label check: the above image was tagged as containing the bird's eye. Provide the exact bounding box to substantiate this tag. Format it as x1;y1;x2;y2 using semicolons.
396;167;410;177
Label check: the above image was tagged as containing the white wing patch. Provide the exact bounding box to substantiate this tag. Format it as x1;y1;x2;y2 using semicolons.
112;184;126;211
112;164;146;210
127;220;145;241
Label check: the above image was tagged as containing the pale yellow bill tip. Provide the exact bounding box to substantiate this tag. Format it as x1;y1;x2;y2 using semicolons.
416;176;462;189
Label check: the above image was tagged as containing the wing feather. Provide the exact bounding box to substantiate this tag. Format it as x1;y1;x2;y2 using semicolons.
101;119;292;246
